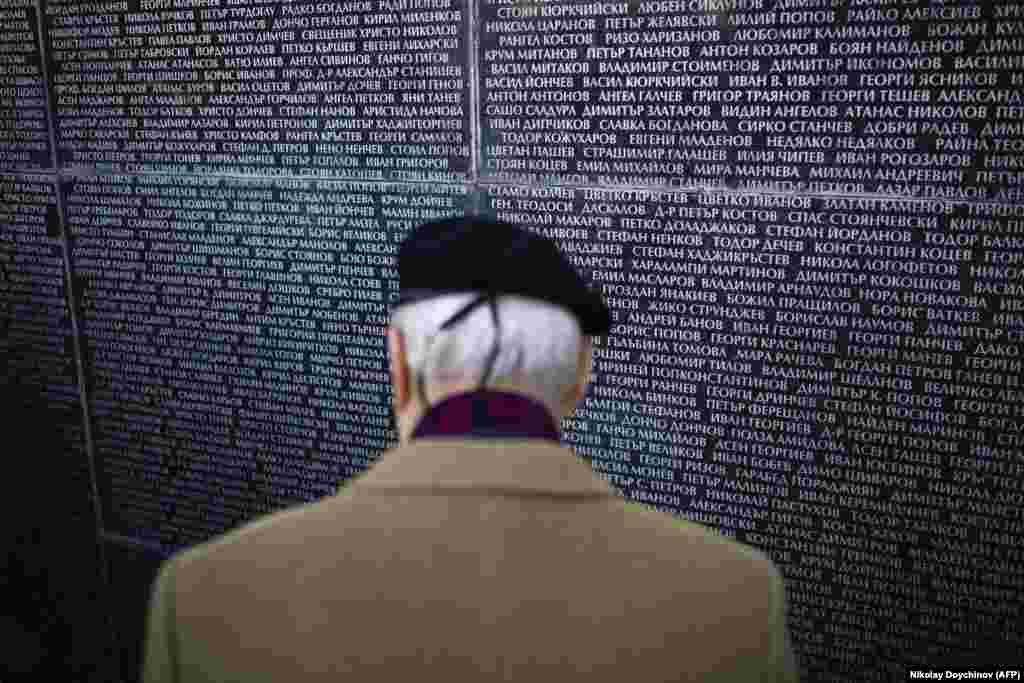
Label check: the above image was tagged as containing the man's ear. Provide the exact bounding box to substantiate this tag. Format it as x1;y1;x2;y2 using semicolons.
387;326;411;412
573;336;594;406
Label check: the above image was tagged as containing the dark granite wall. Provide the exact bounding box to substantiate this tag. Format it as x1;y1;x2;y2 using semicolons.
2;0;1022;680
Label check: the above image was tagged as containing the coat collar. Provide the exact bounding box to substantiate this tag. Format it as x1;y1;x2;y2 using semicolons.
346;438;615;499
340;389;615;499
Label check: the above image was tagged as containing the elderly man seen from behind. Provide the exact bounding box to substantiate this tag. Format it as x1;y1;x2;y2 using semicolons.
142;215;800;683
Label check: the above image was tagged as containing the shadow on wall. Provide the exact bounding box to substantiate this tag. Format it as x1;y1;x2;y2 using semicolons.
0;374;114;683
107;542;167;683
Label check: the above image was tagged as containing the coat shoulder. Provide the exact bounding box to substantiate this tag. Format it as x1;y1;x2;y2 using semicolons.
169;494;346;572
622;500;777;574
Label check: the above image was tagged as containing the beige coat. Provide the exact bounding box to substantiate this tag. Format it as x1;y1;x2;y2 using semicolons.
143;438;799;682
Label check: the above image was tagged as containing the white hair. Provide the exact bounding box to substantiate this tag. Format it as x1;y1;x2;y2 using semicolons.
391;293;584;414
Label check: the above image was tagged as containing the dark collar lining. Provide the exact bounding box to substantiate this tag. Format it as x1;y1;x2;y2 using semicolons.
411;390;560;442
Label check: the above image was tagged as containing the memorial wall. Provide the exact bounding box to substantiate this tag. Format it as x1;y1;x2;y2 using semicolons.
0;171;112;679
2;0;1022;679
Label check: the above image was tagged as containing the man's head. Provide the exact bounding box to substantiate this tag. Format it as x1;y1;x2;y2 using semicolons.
387;216;611;443
388;295;593;441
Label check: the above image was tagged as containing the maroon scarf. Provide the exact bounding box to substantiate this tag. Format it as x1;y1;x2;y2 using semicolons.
412;390;560;442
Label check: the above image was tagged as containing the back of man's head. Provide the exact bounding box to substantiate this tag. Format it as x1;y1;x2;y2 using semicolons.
391;293;584;418
388;215;610;436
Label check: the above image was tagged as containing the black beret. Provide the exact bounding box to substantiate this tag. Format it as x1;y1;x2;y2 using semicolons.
395;215;612;336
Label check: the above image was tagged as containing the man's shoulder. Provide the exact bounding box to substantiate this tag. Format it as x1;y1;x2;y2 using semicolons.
167;493;348;573
621;500;777;574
